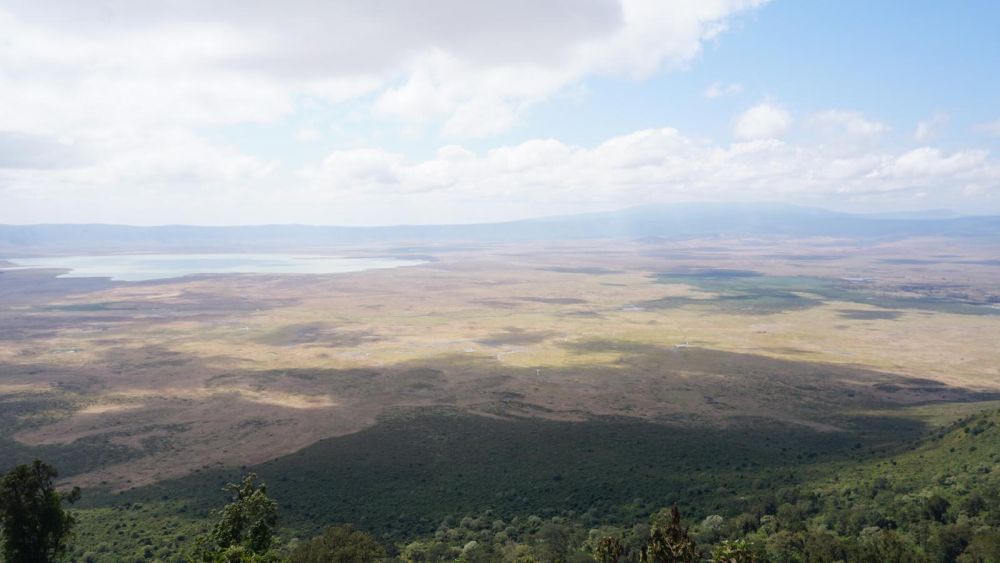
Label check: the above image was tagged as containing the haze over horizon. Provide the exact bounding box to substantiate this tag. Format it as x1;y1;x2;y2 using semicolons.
2;0;1000;226
1;201;998;230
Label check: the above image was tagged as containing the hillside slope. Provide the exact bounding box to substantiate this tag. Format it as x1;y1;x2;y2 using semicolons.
2;203;999;253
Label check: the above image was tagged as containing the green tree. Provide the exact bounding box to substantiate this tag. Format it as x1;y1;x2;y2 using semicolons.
857;528;925;563
190;473;280;563
592;536;626;563
0;460;80;563
534;521;572;562
289;525;386;563
400;540;457;562
712;539;760;563
957;529;1000;563
923;494;951;524
802;528;852;563
640;507;698;563
763;530;803;563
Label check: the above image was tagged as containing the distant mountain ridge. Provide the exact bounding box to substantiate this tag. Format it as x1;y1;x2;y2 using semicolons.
1;203;998;253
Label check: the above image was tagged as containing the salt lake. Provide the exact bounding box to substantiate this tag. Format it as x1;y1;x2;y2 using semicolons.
0;253;424;282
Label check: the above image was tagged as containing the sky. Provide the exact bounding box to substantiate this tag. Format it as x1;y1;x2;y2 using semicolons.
1;0;999;225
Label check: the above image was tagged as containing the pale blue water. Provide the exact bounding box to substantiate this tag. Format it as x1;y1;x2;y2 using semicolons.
0;253;423;282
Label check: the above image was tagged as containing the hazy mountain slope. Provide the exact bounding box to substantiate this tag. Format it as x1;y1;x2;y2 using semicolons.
1;203;998;253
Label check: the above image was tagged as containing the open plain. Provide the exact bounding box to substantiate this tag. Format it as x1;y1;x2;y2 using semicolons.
2;236;999;495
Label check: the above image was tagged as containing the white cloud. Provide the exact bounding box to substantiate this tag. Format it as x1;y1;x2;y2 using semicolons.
0;129;275;215
0;132;85;170
307;148;403;191
0;1;768;143
0;0;776;221
367;1;770;137
5;122;998;224
733;103;792;140
2;2;998;223
810;110;889;137
704;82;744;99
289;127;1000;223
295;128;323;142
884;147;988;178
915;113;949;142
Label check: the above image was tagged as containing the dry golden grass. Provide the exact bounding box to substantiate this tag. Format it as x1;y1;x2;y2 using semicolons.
2;236;998;488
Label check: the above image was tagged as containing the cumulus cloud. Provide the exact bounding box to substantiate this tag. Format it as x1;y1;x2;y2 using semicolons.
883;147;988;178
0;129;275;217
704;82;744;99
733;103;792;140
0;0;777;223
0;0;775;222
0;132;86;170
915;113;949;142
0;0;767;141
292;127;1000;222
2;1;998;223
810;110;889;138
5;122;998;224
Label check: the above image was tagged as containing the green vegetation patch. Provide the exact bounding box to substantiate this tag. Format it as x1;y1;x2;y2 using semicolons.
0;393;144;478
516;296;589;305
836;309;904;320
539;267;622;275
650;273;1000;316
252;323;379;347
476;327;557;346
89;408;926;545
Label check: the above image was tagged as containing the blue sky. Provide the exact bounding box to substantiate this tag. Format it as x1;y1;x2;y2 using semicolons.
528;1;1000;151
1;0;998;225
325;0;1000;156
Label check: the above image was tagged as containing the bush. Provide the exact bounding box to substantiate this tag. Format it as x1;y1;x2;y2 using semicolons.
289;525;386;563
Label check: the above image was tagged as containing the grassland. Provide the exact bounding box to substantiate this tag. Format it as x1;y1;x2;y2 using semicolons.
1;235;999;559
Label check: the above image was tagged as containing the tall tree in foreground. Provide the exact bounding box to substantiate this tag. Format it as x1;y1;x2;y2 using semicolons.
592;536;627;562
0;460;80;563
640;507;698;563
191;473;281;563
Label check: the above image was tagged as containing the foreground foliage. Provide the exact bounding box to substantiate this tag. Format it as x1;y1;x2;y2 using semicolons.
288;525;386;563
190;474;281;563
10;408;1000;562
0;460;80;563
